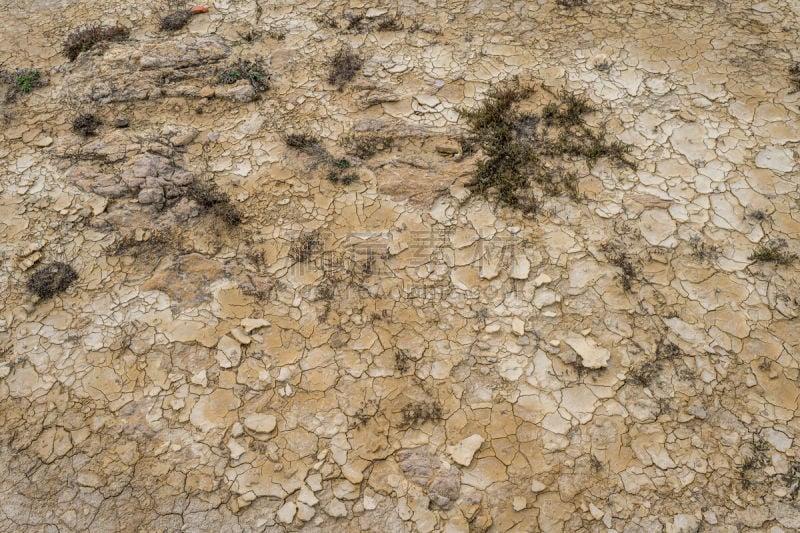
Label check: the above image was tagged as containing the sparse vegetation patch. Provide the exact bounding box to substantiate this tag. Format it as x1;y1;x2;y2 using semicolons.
689;236;719;262
600;241;640;292
739;434;769;490
289;231;322;262
400;400;443;428
342;132;394;159
113;230;176;257
376;16;404;32
790;62;800;93
27;262;78;300
185;180;242;226
628;339;680;387
72;113;102;136
62;24;130;61
749;242;797;265
285;132;321;152
218;59;270;92
328;47;362;89
3;68;47;101
459;79;633;214
160;10;192;31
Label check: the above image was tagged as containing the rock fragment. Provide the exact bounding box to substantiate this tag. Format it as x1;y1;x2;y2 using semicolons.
446;435;485;467
216;335;242;368
243;414;277;438
564;334;610;369
510;255;530;279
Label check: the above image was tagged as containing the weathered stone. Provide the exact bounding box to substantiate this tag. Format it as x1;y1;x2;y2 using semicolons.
243;414;277;437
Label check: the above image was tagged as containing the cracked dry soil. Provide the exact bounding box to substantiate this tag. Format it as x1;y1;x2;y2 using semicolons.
1;0;800;531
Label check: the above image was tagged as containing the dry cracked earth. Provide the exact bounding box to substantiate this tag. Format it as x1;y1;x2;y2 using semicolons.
1;0;800;531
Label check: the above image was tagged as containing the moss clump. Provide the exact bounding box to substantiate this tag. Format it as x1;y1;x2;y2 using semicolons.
27;262;78;300
63;24;130;61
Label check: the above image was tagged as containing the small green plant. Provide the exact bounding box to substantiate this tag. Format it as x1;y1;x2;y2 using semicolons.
160;10;192;31
62;24;130;61
342;133;394;159
72;113;102;136
328;47;362;89
749;243;797;265
3;68;46;101
15;69;41;94
27;262;78;300
217;59;270;92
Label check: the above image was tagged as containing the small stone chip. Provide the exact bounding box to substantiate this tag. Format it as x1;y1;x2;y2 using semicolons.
446;434;485;466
